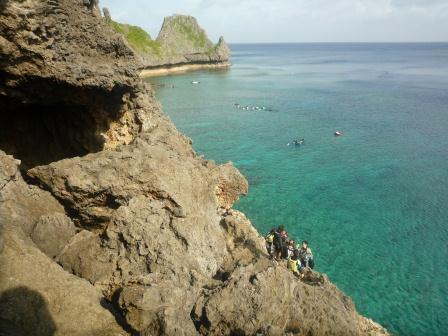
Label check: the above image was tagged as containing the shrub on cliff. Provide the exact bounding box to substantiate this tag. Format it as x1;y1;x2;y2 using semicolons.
108;20;162;56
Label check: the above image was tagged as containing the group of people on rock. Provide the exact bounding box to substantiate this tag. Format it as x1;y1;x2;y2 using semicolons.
265;225;314;278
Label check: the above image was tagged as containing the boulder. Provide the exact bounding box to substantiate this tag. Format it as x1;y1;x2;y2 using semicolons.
191;260;361;335
57;229;117;286
0;151;66;238
0;230;127;336
30;212;77;259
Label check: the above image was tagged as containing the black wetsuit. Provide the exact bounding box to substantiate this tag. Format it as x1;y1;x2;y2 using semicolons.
273;230;283;255
280;237;288;259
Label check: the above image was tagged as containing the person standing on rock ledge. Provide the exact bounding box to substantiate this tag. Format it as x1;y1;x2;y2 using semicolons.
288;248;304;278
298;240;314;269
287;239;295;258
273;225;287;260
222;206;232;217
265;229;275;258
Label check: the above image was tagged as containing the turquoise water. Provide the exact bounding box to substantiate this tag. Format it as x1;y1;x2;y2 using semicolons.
146;43;448;336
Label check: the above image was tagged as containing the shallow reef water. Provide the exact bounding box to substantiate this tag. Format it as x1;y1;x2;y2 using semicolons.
148;43;448;336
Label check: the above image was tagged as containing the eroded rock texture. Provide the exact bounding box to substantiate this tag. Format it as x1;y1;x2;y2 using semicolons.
0;1;388;335
0;0;159;168
107;13;230;70
154;15;230;66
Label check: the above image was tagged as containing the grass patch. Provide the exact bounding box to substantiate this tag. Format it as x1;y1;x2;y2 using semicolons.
175;20;209;48
108;20;162;57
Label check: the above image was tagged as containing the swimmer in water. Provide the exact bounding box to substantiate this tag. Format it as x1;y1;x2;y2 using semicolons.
287;138;304;146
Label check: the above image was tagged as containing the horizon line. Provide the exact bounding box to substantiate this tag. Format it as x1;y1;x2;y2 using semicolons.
227;41;448;44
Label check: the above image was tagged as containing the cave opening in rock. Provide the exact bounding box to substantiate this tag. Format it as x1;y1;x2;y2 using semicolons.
0;98;105;169
0;81;131;169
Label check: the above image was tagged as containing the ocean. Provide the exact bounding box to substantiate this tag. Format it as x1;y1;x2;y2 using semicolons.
146;43;448;336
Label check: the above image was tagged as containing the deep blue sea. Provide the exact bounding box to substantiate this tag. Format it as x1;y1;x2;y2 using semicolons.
146;43;448;336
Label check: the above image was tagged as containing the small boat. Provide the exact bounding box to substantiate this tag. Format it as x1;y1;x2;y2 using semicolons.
191;81;200;84
334;131;343;136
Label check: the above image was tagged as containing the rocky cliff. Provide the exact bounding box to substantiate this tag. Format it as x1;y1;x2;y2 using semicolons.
0;1;387;335
106;13;230;72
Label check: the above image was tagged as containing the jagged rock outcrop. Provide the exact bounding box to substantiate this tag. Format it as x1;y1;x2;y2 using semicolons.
0;1;388;335
214;36;231;62
0;0;159;168
0;151;127;336
103;7;112;22
154;15;230;65
107;14;230;71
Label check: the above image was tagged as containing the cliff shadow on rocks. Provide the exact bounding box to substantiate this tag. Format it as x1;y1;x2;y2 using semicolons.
0;286;56;336
99;292;139;336
0;1;7;13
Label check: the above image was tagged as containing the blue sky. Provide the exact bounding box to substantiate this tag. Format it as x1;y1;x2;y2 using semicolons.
101;0;448;43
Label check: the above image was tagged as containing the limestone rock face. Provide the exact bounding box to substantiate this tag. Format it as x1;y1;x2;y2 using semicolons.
0;152;66;238
103;7;112;22
157;15;215;54
0;151;126;335
0;1;388;335
28;128;249;286
154;15;231;66
30;212;77;259
0;0;160;168
108;14;231;69
0;230;127;336
214;36;231;62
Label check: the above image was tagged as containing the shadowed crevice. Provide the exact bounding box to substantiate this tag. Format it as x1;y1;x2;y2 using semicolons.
0;75;134;169
100;289;140;336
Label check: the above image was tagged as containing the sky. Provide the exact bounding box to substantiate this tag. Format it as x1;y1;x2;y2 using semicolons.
101;0;448;43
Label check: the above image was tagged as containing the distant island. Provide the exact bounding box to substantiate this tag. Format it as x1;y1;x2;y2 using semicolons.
103;9;230;77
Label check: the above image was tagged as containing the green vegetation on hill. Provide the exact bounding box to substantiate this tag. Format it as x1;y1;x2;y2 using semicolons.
107;15;227;64
174;19;209;48
108;20;162;56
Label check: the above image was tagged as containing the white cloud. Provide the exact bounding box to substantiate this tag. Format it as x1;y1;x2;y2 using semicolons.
100;0;448;42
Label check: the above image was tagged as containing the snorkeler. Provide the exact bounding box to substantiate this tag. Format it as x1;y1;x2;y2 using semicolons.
287;138;305;146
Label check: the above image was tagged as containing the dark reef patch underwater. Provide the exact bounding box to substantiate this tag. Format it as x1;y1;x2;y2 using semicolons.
149;43;448;336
